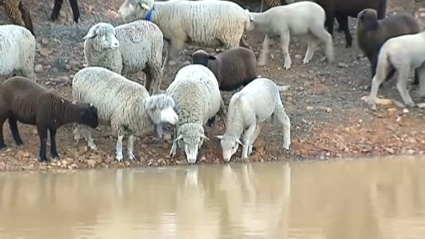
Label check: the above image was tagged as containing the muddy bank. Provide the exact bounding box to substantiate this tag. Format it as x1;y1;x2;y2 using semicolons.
0;0;425;171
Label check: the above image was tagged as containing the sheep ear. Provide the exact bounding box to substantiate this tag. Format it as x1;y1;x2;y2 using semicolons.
174;134;183;142
140;3;150;10
236;139;243;146
215;135;224;140
83;28;97;40
208;54;217;61
200;134;210;141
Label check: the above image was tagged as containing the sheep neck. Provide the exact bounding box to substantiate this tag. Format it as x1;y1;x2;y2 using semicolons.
53;98;83;127
249;12;269;32
226;103;245;139
128;98;153;134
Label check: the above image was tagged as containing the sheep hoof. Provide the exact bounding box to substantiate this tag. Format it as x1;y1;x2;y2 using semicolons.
284;64;291;70
345;42;352;48
406;102;416;108
0;144;6;150
302;59;310;64
38;156;48;162
115;155;123;162
128;153;137;161
366;97;377;111
283;144;290;151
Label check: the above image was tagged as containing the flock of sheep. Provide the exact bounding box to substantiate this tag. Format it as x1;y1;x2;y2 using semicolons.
0;0;422;164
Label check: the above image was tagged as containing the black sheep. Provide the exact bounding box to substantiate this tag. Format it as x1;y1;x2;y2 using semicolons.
0;76;98;162
313;0;388;48
356;9;420;88
191;47;258;91
50;0;80;23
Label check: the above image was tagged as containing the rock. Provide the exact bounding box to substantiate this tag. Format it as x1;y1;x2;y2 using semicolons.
403;108;409;114
71;163;78;169
34;64;43;73
306;106;314;110
104;156;114;164
337;62;348;68
106;10;120;19
39;49;53;57
0;162;6;170
41;38;49;45
87;159;96;167
163;134;172;141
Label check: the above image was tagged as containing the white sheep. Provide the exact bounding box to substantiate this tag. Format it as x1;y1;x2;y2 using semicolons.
166;64;226;164
83;20;165;94
216;77;291;162
0;24;36;81
117;0;251;66
245;1;334;70
72;66;179;162
367;31;425;110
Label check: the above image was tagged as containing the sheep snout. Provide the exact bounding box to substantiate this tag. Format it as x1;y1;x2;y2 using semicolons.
160;107;179;125
184;144;199;164
118;1;136;20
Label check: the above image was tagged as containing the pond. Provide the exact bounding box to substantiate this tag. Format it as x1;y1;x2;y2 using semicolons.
1;156;425;238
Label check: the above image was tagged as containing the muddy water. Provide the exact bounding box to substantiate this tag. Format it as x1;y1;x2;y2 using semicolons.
1;157;425;238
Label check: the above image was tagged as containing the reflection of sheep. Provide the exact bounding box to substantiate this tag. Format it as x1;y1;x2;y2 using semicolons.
216;78;291;162
0;76;99;162
313;0;388;48
246;1;334;70
50;0;80;23
191;47;258;91
83;21;165;94
118;0;251;66
166;64;226;164
366;31;425;110
356;9;419;87
0;25;36;81
72;67;179;162
0;0;34;36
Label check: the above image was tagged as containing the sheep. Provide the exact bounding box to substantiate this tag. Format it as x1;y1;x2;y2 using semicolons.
50;0;80;23
216;78;291;162
166;64;227;164
117;0;252;66
0;24;36;81
245;1;334;70
356;9;420;88
72;67;179;162
83;21;165;94
366;31;425;110
0;0;35;36
0;76;99;162
191;47;258;91
313;0;388;47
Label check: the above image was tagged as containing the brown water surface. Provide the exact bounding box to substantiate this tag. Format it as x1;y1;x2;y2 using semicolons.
1;156;425;238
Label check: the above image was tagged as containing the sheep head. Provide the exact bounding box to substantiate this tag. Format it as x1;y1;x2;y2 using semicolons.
83;23;120;51
174;123;208;164
357;9;379;32
145;94;179;126
118;0;154;22
76;103;99;129
216;134;243;162
191;50;216;67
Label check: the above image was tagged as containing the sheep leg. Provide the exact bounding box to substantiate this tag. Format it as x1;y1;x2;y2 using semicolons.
324;10;335;36
260;0;264;12
37;125;49;162
68;0;80;23
335;15;352;48
396;66;415;107
417;65;425;98
207;116;217;128
168;39;184;66
8;115;23;146
115;134;124;162
76;124;97;150
147;63;163;94
50;0;63;22
258;35;270;66
242;124;256;158
239;35;251;49
273;102;291;150
49;128;59;159
143;67;154;95
170;131;179;157
248;123;262;155
0;115;8;149
309;24;334;62
302;35;318;64
127;134;137;161
279;31;292;70
413;68;421;86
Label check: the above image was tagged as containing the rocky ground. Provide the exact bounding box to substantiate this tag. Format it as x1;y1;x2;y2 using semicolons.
0;0;425;171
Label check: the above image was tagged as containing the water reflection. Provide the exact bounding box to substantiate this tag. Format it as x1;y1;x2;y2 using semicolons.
1;157;425;238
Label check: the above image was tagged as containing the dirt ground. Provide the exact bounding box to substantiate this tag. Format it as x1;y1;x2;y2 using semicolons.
0;0;425;171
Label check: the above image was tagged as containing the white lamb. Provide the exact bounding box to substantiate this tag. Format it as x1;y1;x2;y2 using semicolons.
72;67;179;162
0;24;36;81
117;0;251;66
166;64;226;164
83;20;165;94
216;77;291;162
367;31;425;110
245;1;334;70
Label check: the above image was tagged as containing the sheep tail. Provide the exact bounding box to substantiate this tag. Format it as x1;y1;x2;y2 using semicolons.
277;84;290;92
18;1;35;37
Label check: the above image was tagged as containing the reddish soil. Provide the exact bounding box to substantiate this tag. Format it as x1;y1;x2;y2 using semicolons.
1;0;425;171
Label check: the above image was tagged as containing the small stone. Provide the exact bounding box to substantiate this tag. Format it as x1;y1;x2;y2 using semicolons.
403;108;409;114
163;134;172;141
0;162;6;170
87;159;96;167
306;106;314;110
41;38;49;45
34;64;43;73
337;62;348;68
71;164;78;169
39;49;53;57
